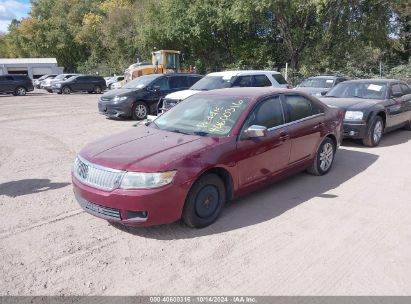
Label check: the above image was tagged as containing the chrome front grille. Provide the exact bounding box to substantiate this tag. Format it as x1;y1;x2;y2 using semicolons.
75;193;121;220
73;156;124;191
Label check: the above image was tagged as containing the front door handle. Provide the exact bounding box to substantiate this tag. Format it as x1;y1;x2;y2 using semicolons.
279;132;289;141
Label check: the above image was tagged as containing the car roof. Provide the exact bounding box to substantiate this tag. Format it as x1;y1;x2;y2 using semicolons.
343;79;403;84
307;75;341;79
207;70;281;77
194;87;291;100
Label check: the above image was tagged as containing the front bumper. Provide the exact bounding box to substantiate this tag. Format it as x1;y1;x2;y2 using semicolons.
342;121;368;139
98;101;132;118
72;175;189;227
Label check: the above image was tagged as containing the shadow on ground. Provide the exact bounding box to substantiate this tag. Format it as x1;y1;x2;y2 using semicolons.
0;179;70;197
111;148;379;240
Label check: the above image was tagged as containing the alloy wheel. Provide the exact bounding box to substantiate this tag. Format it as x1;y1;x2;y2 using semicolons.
16;87;26;96
373;120;383;144
319;142;334;172
135;104;147;119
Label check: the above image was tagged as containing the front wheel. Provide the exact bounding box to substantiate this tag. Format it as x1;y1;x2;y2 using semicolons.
182;173;226;228
132;101;149;120
307;137;335;176
62;86;71;95
362;116;383;147
14;86;27;96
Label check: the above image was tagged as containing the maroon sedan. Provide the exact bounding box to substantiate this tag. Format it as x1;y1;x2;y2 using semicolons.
72;88;344;228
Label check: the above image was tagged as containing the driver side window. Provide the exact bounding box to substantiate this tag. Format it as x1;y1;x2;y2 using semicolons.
391;84;403;97
243;96;284;131
152;77;169;90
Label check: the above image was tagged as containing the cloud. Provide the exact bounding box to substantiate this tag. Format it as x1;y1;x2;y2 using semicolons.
0;0;30;31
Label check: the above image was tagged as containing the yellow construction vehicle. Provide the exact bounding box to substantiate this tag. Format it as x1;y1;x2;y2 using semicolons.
123;50;190;83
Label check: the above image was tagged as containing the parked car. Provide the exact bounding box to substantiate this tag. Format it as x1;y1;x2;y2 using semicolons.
34;74;57;89
98;73;202;120
159;70;289;113
52;75;106;94
106;76;125;89
319;79;411;147
41;73;80;93
111;81;123;90
73;87;344;228
0;74;34;96
296;75;349;96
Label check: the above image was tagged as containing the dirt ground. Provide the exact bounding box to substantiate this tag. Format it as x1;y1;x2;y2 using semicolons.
0;89;411;296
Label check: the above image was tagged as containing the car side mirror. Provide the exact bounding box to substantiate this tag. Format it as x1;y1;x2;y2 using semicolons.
151;85;160;92
244;125;267;138
321;91;327;96
392;92;403;98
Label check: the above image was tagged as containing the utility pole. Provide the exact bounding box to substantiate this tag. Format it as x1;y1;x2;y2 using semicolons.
379;61;382;78
285;62;288;81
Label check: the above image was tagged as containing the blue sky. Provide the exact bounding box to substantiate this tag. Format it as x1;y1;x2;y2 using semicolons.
0;0;31;33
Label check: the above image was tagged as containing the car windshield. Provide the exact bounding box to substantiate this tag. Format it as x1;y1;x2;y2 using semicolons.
152;95;250;136
300;78;334;88
123;75;159;89
54;74;66;80
326;82;387;99
190;75;235;90
64;76;78;82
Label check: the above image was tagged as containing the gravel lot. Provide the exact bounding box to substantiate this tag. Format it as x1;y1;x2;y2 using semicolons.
1;89;411;296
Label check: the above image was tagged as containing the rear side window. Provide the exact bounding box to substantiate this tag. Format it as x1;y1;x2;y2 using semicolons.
13;75;29;81
169;76;188;89
400;83;411;95
244;96;284;129
0;75;14;81
272;74;287;85
283;95;322;122
253;75;272;87
233;75;253;87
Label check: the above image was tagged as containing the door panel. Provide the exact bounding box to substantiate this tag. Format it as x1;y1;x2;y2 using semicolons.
387;84;407;127
235;95;291;187
282;94;324;164
236;127;291;186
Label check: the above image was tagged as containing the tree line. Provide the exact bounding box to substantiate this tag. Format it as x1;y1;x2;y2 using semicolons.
0;0;410;84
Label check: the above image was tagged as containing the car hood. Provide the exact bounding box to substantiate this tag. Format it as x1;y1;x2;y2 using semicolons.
318;97;382;110
165;89;200;100
80;125;217;172
101;88;138;98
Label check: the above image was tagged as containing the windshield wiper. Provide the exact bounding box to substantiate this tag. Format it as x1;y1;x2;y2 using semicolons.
193;131;210;136
169;129;191;135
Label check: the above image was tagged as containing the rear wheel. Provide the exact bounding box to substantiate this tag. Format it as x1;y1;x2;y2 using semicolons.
362;116;383;147
182;173;226;228
62;86;71;95
14;86;26;96
94;86;102;94
307;137;335;176
132;101;149;120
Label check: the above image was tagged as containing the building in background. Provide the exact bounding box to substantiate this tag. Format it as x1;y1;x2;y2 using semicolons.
0;58;64;79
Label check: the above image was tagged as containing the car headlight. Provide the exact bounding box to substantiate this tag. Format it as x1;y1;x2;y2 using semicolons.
120;171;177;189
345;111;364;120
312;92;322;96
56;83;61;87
113;96;128;103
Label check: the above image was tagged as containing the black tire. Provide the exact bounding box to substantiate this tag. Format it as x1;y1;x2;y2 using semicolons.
362;116;383;147
14;86;27;96
46;89;52;93
62;86;71;95
403;120;411;131
132;101;149;120
94;86;102;94
182;173;226;228
307;137;335;176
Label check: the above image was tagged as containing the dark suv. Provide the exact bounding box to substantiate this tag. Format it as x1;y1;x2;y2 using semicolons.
52;75;106;94
0;74;34;96
98;73;202;120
